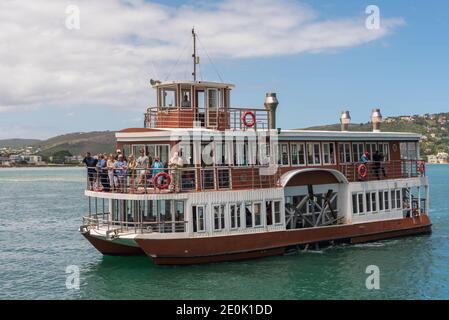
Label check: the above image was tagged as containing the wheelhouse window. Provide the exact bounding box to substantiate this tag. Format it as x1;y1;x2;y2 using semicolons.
160;87;176;108
322;143;335;165
181;89;192;108
192;205;205;232
278;143;290;166
338;143;352;164
207;89;222;109
352;143;364;163
307;143;321;165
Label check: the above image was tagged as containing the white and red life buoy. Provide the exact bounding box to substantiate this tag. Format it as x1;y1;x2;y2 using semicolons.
242;111;256;128
357;163;368;179
154;172;171;189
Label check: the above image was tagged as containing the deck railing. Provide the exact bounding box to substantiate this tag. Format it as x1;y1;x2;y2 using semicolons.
82;214;187;234
143;106;269;130
85;165;281;194
338;159;425;182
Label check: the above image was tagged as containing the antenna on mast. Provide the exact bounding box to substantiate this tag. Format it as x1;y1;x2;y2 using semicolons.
192;27;198;81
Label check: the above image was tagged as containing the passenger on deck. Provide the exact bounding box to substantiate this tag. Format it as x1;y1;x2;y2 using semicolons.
107;154;116;192
136;148;149;189
97;154;110;192
82;152;97;190
127;154;137;193
114;154;128;193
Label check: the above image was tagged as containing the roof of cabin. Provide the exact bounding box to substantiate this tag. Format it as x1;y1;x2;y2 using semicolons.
116;128;421;142
151;80;235;89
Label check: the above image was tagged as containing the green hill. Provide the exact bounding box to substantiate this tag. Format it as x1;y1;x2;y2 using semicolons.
36;131;116;156
305;112;449;156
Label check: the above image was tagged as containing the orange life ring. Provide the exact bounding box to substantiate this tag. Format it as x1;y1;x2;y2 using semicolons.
417;161;425;174
357;163;368;179
242;111;256;128
154;172;171;189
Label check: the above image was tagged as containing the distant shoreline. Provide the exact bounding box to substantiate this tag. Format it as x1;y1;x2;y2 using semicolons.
0;164;83;168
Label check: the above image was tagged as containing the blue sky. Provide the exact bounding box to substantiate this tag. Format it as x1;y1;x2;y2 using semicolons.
1;0;448;139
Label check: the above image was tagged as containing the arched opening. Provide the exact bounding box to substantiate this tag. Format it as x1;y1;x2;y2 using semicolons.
280;169;348;230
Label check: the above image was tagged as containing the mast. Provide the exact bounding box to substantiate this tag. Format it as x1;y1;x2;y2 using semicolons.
192;27;197;81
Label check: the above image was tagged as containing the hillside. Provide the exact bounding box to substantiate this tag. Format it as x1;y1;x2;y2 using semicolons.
0;138;42;148
36;131;116;156
306;112;449;156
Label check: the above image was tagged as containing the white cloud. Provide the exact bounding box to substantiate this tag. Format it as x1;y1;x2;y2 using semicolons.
0;0;404;112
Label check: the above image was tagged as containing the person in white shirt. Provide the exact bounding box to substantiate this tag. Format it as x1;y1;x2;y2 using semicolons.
136;148;149;189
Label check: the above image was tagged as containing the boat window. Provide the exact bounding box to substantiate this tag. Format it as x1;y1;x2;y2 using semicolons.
217;168;230;189
378;143;390;161
277;143;289;166
290;143;305;166
274;201;281;224
307;143;321;165
391;190;397;209
192;205;206;232
322;143;335;165
379;191;384;211
213;204;225;231
400;142;418;160
371;192;377;212
339;143;352;163
254;202;262;227
160;87;176;108
352;143;364;163
207;89;222;109
397;189;402;209
366;143;378;160
352;194;358;214
245;202;253;228
358;193;364;214
384;190;390;210
230;203;241;229
132;144;169;165
201;169;215;189
181;89;191;108
266;201;273;226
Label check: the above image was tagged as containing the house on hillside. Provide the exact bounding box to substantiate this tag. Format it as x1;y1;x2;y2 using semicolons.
0;156;10;166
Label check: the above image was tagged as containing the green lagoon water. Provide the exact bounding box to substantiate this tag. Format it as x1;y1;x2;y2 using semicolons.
0;165;448;300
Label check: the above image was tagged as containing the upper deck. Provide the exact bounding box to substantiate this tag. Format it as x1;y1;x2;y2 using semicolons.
82;127;426;195
143;80;271;130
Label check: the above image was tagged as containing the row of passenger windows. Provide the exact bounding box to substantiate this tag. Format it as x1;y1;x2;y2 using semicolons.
192;201;282;233
352;189;402;215
123;141;390;168
278;142;390;166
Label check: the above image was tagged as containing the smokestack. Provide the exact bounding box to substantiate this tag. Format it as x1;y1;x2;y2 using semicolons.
340;110;351;131
264;92;278;130
371;108;383;132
